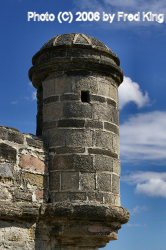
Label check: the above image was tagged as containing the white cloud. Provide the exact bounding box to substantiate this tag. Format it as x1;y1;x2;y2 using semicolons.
122;171;166;198
135;179;166;197
129;205;148;215
118;76;150;110
32;91;37;100
27;82;36;100
120;111;166;162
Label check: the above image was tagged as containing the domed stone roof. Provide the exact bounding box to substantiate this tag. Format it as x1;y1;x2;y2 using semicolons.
40;33;113;55
29;33;123;89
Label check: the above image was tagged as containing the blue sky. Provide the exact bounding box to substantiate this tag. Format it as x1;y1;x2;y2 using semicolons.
1;0;166;249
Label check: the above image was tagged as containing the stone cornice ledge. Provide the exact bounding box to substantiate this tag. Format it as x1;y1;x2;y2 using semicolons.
0;201;129;225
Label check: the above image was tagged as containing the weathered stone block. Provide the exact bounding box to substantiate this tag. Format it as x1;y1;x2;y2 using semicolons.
90;95;106;103
73;76;98;94
58;119;85;128
107;98;117;107
52;154;94;172
49;172;61;191
0;143;16;163
110;84;118;102
85;120;103;129
0;126;8;140
63;102;92;119
42;79;55;99
92;103;110;122
69;192;86;201
66;129;93;147
23;172;47;189
43;121;57;130
103;193;115;205
45;129;65;147
94;155;113;172
43;102;63;122
0;163;13;177
54;77;73;95
97;173;111;192
51;155;73;171
19;154;48;172
60;93;80;101
8;131;24;144
43;95;59;104
93;130;113;150
87;192;103;203
14;190;32;202
98;79;110;97
113;159;121;176
26;137;44;149
53;192;69;202
80;173;96;191
112;174;120;194
61;172;79;191
56;147;85;154
109;106;119;125
88;148;118;158
73;155;93;171
104;122;119;134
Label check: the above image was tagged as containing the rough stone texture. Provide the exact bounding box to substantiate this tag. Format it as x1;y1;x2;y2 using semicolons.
61;171;79;191
19;154;48;172
0;126;49;204
0;201;129;249
0;33;129;250
0;163;14;177
0;143;17;163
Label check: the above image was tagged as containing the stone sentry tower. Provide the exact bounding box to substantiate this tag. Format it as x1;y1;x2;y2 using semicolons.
29;33;129;249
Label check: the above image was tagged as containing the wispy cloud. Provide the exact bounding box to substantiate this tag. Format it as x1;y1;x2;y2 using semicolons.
11;101;18;105
119;76;150;109
73;0;166;29
28;82;33;87
27;82;37;100
127;223;147;227
120;111;166;162
103;0;166;14
32;91;37;100
74;0;166;14
122;171;166;198
129;205;148;215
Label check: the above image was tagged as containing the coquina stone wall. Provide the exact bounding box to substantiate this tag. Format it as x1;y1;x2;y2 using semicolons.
0;125;49;203
42;73;121;206
0;33;129;250
0;126;53;249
